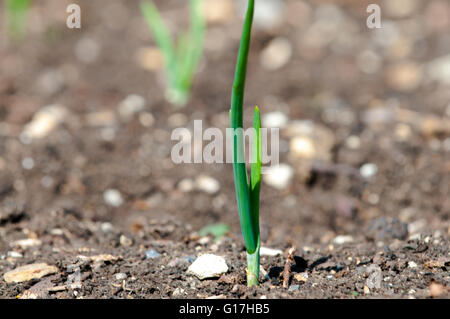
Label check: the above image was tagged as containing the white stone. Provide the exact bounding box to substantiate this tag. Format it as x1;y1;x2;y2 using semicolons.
119;235;132;247
21;105;67;140
187;254;228;280
195;176;220;194
172;287;186;297
115;273;127;281
263;164;294;190
118;94;146;120
4;263;58;283
139;112;155;127
360;163;378;178
260;37;292;71
86;110;116;127
21;158;35;170
12;238;41;248
246;0;285;30
135;47;164;71
178;178;195;192
290;136;315;159
408;261;418;268
333;235;354;245
262;111;288;129
345;135;361;149
100;127;116;141
260;247;283;256
408;219;427;234
7;251;23;258
103;189;124;207
427;54;450;85
286;120;335;162
386;62;423;92
100;222;114;233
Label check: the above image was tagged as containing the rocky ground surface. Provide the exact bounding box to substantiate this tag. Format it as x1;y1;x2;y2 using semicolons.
0;0;449;298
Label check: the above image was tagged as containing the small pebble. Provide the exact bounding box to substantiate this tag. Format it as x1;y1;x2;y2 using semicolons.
195;175;220;194
21;105;67;141
178;178;195;192
386;62;423;92
263;164;294;190
290;136;316;159
360;163;378;178
365;265;382;289
103;189;124;207
408;261;418;268
333;235;354;245
172;287;185;298
100;222;114;233
260;247;283;256
345;135;361;149
119;235;132;247
187;254;228;280
7;251;23;258
247;0;285;30
86;111;116;127
260;37;292;71
22;158;35;170
286;121;335;162
139;112;155;127
145;249;161;259
294;272;308;283
118;94;146;120
3;263;58;283
429;282;446;298
115;273;127;281
262;111;288;129
12;238;41;248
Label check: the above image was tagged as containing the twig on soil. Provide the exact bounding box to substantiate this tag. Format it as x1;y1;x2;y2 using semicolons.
282;246;296;288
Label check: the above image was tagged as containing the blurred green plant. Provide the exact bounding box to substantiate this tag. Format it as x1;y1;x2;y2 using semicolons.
140;0;205;107
5;0;31;39
198;223;230;242
230;0;261;287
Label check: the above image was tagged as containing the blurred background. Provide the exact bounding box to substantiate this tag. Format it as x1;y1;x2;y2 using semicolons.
0;0;449;255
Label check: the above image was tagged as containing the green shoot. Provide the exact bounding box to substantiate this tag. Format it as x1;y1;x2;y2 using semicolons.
140;0;205;107
198;223;230;242
230;0;261;287
5;0;31;40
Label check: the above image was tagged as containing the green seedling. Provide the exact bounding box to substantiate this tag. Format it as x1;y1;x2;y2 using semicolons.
5;0;31;39
140;0;205;107
198;223;230;242
230;0;261;287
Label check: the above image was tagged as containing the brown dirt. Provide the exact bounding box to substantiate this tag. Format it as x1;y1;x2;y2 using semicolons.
0;0;449;299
